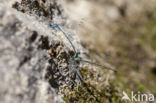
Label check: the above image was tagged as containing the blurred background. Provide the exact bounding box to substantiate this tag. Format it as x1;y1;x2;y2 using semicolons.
62;0;156;102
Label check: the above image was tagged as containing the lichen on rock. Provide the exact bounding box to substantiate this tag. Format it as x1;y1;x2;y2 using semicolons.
0;0;84;103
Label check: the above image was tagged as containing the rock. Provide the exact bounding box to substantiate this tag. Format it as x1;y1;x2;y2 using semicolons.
0;0;83;103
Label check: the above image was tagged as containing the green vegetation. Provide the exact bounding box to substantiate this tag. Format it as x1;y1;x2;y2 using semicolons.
63;68;121;103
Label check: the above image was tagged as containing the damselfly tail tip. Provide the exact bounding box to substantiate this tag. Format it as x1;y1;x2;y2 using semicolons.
108;67;117;72
113;69;118;72
49;24;58;28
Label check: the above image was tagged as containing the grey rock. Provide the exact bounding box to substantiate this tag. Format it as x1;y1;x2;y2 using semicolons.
0;0;83;103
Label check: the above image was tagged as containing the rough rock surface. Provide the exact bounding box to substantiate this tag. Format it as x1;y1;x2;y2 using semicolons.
0;0;84;103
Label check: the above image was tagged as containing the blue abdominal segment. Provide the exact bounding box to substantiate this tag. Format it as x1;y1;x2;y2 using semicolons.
49;24;78;57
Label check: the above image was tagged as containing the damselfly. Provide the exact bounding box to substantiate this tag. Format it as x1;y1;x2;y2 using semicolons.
49;24;117;72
